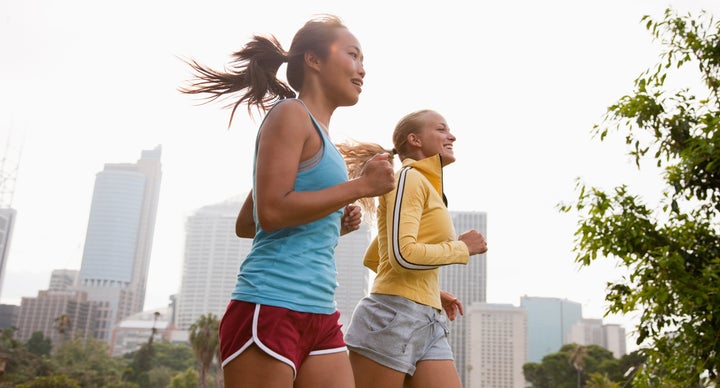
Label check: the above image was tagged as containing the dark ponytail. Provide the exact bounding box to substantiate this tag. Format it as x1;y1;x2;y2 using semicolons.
179;34;295;127
179;14;347;128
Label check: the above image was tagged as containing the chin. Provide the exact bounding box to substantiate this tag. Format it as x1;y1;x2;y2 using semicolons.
339;95;360;107
442;155;456;166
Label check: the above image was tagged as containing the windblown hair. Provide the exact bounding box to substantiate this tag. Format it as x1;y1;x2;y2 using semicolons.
178;14;347;127
336;140;393;222
337;109;434;222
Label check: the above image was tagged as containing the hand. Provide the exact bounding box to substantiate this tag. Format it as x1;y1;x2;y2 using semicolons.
440;290;463;321
359;153;395;197
458;229;488;255
340;204;362;236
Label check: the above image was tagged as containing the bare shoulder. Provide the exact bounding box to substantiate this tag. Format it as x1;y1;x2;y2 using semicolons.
261;99;313;138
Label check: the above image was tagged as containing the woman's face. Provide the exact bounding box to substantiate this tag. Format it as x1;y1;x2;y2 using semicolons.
318;29;366;107
414;111;457;166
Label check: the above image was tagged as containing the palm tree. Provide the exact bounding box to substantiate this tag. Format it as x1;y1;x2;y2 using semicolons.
189;313;219;388
54;314;72;345
568;344;588;388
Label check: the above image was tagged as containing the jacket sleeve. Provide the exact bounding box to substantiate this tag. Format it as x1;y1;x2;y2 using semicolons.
385;168;469;271
363;236;380;273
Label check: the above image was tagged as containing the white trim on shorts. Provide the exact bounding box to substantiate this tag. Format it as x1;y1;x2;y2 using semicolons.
220;304;348;379
220;304;297;377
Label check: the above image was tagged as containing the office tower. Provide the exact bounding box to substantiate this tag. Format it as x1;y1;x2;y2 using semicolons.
175;198;251;330
566;318;627;359
77;146;162;341
0;208;15;302
520;296;582;362
602;324;627;358
0;304;18;329
49;269;79;291
441;210;487;386
335;222;371;332
466;303;527;388
16;289;97;344
566;318;604;347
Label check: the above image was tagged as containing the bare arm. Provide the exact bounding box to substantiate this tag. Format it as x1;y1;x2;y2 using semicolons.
255;101;394;231
235;191;255;238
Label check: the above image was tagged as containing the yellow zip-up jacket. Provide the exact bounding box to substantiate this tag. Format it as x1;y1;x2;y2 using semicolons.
364;154;470;310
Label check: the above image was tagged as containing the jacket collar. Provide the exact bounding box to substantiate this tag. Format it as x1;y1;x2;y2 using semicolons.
401;154;446;204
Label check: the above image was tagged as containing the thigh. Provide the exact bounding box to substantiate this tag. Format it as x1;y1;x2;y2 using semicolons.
405;360;461;388
224;344;294;388
349;350;406;388
295;351;354;388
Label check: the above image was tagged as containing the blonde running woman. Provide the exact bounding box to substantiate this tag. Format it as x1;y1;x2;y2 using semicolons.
339;110;488;388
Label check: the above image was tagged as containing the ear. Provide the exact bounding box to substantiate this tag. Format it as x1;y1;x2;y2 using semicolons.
304;51;322;72
407;133;422;148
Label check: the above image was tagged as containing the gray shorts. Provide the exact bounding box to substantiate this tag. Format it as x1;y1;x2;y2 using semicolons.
345;293;454;375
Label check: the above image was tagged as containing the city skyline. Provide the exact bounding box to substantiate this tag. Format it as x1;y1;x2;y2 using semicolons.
3;1;719;354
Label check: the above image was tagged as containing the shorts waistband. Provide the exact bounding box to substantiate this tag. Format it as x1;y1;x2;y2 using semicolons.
369;293;440;317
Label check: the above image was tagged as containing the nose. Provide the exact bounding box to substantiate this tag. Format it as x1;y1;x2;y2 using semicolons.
448;132;456;141
358;62;366;78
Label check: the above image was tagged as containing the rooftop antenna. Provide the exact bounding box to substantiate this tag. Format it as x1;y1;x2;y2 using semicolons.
0;128;23;208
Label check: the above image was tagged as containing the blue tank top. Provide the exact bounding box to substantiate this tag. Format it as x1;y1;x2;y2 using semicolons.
231;99;348;314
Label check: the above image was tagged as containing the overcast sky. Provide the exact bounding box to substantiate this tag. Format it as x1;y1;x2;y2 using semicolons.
2;0;718;350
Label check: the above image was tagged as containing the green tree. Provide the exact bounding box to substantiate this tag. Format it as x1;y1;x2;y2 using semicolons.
166;367;198;388
51;338;126;387
561;7;720;386
0;328;54;387
15;375;81;388
523;344;618;388
585;372;620;388
124;341;155;387
25;332;52;357
188;314;219;388
124;340;194;376
150;341;194;373
146;366;173;388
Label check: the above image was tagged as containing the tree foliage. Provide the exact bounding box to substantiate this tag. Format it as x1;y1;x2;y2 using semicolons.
561;7;720;386
0;328;53;387
51;338;126;387
523;345;644;388
25;332;52;357
15;375;81;388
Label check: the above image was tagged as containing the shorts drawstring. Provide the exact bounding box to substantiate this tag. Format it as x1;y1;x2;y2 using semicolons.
403;313;448;354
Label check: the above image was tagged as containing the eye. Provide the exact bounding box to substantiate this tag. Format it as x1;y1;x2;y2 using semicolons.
349;51;358;59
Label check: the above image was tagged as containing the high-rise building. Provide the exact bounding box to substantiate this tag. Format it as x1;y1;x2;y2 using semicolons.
0;208;16;302
175;198;251;330
566;318;604;347
466;303;527;388
77;146;162;341
566;318;627;359
16;289;97;344
335;222;371;332
520;296;583;362
0;304;18;329
49;269;79;291
602;324;627;358
441;210;487;386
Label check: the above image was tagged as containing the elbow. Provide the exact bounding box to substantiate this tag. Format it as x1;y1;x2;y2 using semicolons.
256;210;284;233
235;227;254;239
